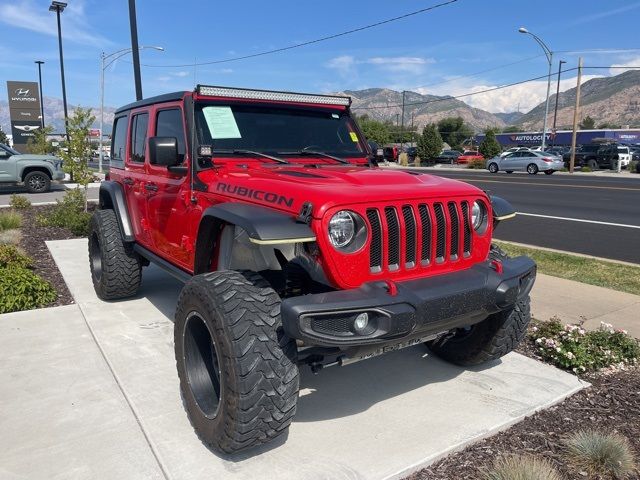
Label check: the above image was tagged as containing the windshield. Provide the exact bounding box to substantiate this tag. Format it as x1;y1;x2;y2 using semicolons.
1;144;20;156
195;103;365;162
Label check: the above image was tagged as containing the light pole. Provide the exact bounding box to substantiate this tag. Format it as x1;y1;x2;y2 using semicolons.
519;27;553;151
128;0;143;101
552;59;567;139
35;60;45;128
99;46;163;172
49;1;69;142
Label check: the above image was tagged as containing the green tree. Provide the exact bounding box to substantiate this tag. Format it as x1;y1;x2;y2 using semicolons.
0;128;8;145
61;107;95;210
437;116;474;150
417;123;443;162
502;125;522;133
579;115;595;129
26;125;55;154
597;122;621;129
478;129;502;159
356;115;391;146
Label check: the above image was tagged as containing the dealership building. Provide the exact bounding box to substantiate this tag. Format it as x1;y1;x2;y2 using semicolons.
475;128;640;147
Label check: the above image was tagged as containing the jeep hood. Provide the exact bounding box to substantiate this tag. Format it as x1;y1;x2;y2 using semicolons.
201;165;486;218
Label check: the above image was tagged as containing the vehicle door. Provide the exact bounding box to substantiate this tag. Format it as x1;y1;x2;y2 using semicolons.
124;109;153;246
0;146;16;181
518;151;538;171
500;152;520;170
145;103;193;268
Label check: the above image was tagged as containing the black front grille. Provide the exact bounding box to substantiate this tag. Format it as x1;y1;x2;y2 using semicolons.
366;200;472;273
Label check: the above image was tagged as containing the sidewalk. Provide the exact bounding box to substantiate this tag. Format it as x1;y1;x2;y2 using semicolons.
0;238;587;480
531;273;640;335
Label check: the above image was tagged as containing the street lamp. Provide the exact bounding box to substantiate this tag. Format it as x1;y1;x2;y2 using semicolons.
49;1;69;142
35;61;45;128
99;45;164;172
519;26;553;151
552;60;567;139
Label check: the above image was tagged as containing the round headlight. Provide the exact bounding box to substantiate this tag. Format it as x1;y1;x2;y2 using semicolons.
471;201;486;230
328;211;356;248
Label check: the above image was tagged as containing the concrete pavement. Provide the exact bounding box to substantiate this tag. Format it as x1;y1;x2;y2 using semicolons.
0;183;100;207
531;273;640;335
0;238;588;480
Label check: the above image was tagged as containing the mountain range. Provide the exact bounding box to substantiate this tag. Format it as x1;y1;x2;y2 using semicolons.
2;70;638;136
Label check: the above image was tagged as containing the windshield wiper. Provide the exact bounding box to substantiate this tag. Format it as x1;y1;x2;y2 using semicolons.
277;149;349;164
212;149;289;164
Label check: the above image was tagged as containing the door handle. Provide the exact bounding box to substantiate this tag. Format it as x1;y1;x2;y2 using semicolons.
145;183;159;192
123;177;134;185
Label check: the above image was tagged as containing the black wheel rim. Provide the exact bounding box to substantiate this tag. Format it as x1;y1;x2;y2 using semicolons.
183;312;222;419
28;174;46;191
89;232;102;282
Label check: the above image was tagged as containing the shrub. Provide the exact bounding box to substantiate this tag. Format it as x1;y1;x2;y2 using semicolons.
9;194;31;209
0;211;22;231
580;166;592;172
467;158;486;169
36;188;91;236
484;455;561;480
0;266;57;313
530;318;640;373
628;160;638;173
564;430;636;479
0;244;32;269
0;229;22;246
414;155;421;167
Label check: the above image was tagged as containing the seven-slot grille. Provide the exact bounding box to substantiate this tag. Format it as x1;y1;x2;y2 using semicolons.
366;201;473;273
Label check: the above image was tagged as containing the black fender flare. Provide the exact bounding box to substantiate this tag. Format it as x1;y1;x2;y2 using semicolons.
98;181;135;242
490;195;516;222
193;203;316;275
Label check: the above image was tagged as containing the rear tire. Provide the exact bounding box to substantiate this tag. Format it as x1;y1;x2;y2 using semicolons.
544;170;554;175
427;246;531;366
174;270;299;454
24;171;51;193
88;209;142;300
488;163;499;173
527;163;539;174
587;159;598;170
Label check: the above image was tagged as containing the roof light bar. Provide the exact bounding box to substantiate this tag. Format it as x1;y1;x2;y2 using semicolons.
197;85;351;106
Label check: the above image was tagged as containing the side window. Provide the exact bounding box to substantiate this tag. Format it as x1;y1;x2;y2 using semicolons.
131;113;149;163
111;115;128;163
155;109;186;162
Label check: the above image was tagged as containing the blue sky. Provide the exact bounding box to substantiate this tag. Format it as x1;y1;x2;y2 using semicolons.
1;0;640;113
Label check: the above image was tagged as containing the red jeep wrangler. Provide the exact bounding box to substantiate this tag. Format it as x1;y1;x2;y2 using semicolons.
89;85;535;454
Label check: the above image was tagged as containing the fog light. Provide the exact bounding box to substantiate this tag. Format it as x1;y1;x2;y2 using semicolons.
353;312;369;333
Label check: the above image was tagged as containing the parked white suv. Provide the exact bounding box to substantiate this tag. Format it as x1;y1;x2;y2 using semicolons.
616;146;632;168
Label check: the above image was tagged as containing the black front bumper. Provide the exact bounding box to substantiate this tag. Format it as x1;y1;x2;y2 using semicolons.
280;256;536;347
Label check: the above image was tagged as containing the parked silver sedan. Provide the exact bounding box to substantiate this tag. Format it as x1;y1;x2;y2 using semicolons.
487;150;564;175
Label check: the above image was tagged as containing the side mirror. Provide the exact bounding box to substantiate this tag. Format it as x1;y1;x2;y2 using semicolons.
149;136;179;166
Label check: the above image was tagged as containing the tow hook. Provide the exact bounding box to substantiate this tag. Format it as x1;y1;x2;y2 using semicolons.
491;259;504;274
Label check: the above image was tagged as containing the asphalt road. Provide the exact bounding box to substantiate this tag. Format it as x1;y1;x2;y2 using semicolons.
0;184;100;206
425;169;640;264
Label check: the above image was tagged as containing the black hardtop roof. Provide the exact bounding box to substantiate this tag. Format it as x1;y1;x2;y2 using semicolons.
115;91;187;115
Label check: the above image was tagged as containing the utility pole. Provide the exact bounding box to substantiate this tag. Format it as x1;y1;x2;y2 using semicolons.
35;61;45;128
128;0;143;100
569;57;583;174
400;91;406;150
551;60;567;145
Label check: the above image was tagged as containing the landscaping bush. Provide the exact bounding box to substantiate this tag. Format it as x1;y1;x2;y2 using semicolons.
530;318;640;373
628;160;638;173
0;244;32;269
0;211;22;231
580;166;592;172
9;194;31;209
484;455;561;480
36;188;91;236
0;266;57;313
564;430;636;479
0;229;22;246
467;158;486;169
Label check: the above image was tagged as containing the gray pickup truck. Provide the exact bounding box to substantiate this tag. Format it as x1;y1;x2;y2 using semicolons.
0;143;64;193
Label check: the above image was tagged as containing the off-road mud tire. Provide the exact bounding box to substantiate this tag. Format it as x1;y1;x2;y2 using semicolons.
174;270;299;454
88;209;142;300
427;245;531;366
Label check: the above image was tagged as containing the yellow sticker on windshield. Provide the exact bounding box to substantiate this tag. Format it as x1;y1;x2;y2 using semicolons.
349;132;358;142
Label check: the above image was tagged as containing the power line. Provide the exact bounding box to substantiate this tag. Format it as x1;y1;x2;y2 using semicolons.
139;0;459;68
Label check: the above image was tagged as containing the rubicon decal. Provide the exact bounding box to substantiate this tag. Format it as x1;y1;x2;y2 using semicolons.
217;183;294;207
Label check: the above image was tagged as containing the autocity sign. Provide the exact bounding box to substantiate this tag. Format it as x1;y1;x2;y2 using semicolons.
509;133;554;144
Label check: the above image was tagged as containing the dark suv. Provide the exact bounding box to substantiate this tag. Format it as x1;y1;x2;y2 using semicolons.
89;85;535;454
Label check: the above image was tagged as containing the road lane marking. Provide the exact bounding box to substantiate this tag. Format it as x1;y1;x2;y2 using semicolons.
442;177;639;191
517;212;640;229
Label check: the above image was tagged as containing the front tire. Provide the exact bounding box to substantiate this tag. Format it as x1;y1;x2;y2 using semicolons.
88;209;142;300
427;246;531;366
24;171;51;193
527;163;539;174
174;270;299;454
488;163;499;173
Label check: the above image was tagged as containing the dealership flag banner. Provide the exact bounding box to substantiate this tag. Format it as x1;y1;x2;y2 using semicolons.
6;81;43;153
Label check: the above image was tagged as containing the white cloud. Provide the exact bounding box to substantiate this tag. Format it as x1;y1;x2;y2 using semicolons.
172;71;190;77
0;0;110;47
365;56;435;74
609;57;640;75
325;55;356;76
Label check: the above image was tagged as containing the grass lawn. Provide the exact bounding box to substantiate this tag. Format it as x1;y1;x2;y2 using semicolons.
495;241;640;296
